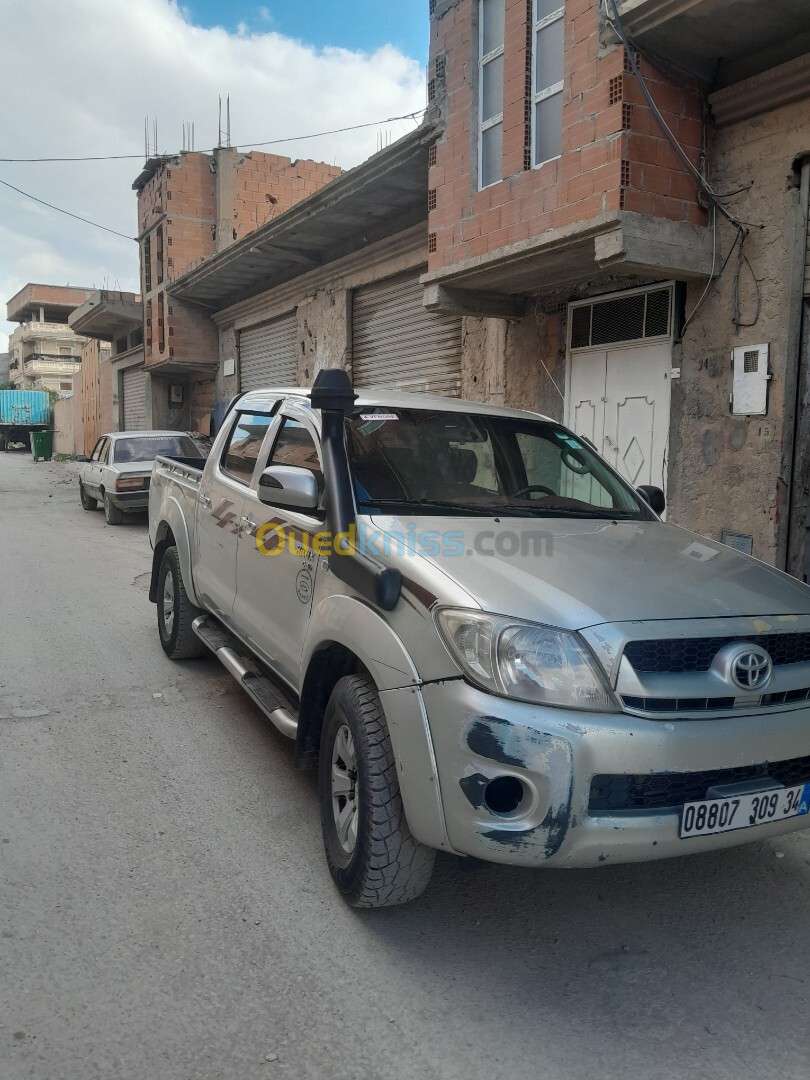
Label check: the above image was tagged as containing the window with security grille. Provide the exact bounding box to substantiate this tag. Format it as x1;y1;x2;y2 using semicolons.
531;0;564;167
478;0;505;189
569;287;673;350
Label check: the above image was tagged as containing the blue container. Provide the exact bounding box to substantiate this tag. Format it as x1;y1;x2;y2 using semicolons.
0;390;51;427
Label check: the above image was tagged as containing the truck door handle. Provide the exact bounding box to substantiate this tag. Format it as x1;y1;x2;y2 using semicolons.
199;492;212;508
241;516;257;537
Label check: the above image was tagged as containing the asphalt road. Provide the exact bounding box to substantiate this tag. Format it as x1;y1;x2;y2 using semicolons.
1;451;809;1080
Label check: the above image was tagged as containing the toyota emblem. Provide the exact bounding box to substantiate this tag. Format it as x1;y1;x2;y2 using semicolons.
729;646;773;691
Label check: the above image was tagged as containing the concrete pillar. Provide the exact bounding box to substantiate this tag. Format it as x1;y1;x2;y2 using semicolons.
296;289;351;386
214;147;237;253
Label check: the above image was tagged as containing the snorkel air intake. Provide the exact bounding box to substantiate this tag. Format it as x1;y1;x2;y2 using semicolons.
309;369;401;611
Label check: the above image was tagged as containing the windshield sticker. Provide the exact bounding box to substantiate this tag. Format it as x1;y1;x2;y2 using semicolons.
555;432;583;449
360;413;398;421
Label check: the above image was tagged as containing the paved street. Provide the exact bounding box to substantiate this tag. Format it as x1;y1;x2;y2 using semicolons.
1;451;808;1080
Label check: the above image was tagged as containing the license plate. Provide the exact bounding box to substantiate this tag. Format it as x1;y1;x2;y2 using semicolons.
680;783;810;839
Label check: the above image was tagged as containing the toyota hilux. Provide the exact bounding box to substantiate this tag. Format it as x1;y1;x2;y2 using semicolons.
147;370;810;907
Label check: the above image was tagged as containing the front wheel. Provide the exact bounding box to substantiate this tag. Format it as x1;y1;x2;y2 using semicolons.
79;482;97;511
319;675;436;908
157;547;207;660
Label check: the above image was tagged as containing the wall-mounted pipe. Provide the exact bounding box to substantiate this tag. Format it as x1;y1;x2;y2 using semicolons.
782;157;810;577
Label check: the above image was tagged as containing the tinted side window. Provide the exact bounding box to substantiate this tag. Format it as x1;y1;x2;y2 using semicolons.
268;419;323;492
221;413;273;485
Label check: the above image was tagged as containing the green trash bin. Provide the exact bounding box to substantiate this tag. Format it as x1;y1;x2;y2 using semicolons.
31;429;53;462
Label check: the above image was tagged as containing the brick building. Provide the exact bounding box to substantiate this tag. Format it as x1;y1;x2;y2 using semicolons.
134;1;810;577
422;0;810;573
132;148;341;433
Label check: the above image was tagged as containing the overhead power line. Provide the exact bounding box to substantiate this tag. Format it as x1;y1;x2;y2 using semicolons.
0;111;427;164
0;178;136;241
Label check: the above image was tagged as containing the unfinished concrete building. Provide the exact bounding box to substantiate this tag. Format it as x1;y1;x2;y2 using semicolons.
132;148;341;433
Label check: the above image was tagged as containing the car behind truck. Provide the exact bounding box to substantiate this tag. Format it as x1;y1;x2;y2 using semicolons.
148;370;810;907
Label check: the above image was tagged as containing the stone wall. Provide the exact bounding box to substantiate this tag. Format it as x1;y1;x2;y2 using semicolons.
671;95;810;564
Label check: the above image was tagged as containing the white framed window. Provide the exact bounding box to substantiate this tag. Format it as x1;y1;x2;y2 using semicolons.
531;0;565;168
478;0;505;189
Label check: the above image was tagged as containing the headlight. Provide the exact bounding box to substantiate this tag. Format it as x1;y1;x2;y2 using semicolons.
435;609;617;712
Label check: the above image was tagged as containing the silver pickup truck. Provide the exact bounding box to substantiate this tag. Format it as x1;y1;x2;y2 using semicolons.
148;370;810;907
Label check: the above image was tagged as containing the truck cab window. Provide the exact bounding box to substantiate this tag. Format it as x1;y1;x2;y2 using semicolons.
267;419;324;493
221;413;273;485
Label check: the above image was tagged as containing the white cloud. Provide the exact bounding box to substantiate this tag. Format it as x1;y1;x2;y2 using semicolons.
0;0;425;350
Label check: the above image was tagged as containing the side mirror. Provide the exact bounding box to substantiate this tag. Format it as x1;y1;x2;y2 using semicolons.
637;485;666;515
75;455;89;462
258;465;320;512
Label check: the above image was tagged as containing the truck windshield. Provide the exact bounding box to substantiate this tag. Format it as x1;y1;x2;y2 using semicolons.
114;436;204;463
346;409;652;519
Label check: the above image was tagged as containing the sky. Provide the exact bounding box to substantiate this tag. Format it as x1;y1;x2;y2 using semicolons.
185;1;428;60
0;0;428;352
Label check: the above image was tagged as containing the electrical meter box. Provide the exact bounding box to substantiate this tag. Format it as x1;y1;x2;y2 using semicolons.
731;344;769;415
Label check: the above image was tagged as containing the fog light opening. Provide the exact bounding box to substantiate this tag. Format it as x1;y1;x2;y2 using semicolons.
484;775;525;816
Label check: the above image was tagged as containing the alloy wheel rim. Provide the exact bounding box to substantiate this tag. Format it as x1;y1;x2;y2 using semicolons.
331;724;359;855
163;575;175;636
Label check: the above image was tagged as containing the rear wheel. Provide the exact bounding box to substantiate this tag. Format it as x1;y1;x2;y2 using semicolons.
79;482;97;511
157;546;206;660
103;492;124;525
319;674;436;908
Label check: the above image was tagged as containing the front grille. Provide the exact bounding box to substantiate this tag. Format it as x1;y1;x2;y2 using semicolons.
624;633;810;674
622;688;810;713
589;753;810;814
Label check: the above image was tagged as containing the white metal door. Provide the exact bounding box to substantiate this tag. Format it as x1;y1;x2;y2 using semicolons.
567;342;671;493
604;343;671;492
239;314;297;391
122;367;146;430
352;272;462;395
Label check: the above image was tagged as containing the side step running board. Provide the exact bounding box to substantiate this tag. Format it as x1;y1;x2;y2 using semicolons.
192;615;298;740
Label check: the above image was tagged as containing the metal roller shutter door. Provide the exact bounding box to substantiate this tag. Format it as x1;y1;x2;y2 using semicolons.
352;273;462;395
122;367;147;430
239;314;297;391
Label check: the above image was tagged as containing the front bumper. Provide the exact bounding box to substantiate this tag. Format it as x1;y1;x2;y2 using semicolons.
417;679;810;867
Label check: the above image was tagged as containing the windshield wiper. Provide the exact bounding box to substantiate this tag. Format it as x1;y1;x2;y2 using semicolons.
357;498;495;516
521;507;641;519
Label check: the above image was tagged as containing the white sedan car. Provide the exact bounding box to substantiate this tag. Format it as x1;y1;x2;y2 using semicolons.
77;430;210;525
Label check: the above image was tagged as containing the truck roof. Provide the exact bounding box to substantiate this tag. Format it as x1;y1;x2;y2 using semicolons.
238;388;554;424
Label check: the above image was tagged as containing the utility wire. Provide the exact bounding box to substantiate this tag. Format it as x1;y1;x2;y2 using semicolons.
0;111;427;164
604;0;745;233
0;177;136;241
603;0;761;333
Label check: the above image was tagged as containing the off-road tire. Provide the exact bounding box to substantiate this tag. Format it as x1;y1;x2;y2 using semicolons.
319;674;436;908
157;546;206;660
103;492;125;525
79;482;97;511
